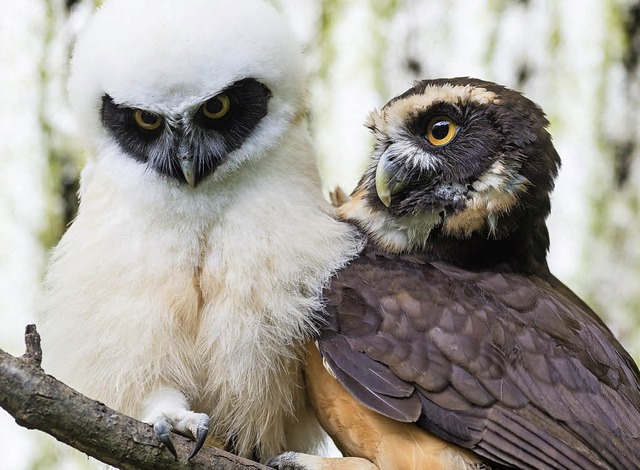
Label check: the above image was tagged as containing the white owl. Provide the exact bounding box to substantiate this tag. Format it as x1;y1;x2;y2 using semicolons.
39;0;361;462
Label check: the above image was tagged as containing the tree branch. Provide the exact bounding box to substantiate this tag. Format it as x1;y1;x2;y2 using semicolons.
0;324;270;470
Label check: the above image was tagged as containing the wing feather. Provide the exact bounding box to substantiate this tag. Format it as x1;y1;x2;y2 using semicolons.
320;247;640;469
321;338;422;422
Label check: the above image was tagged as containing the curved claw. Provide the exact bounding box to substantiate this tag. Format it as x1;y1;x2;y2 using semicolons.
187;418;210;460
153;416;177;460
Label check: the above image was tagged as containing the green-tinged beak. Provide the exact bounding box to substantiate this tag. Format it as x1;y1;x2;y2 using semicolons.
180;157;196;188
375;150;406;207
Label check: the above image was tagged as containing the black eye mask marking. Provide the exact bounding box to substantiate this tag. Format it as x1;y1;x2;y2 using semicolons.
99;78;272;186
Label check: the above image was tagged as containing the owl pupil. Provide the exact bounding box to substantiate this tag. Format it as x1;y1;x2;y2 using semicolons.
206;99;223;115
140;111;158;125
432;121;450;140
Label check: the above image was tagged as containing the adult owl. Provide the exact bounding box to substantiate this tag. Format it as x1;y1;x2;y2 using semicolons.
271;78;640;469
38;0;360;462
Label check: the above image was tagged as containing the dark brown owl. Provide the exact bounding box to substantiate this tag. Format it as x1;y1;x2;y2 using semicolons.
269;78;640;470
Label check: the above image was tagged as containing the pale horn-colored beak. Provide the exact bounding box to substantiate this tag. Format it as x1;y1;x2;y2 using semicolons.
375;149;406;207
180;157;197;188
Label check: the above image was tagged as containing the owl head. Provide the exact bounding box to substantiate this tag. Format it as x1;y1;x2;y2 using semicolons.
68;0;305;188
340;78;561;268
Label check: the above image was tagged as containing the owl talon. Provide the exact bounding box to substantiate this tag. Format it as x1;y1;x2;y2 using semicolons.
187;416;210;460
153;416;177;459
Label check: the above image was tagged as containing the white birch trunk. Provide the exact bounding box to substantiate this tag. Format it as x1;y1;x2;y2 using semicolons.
0;1;91;468
0;2;50;466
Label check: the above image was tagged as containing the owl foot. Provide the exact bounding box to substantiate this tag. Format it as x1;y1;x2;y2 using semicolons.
267;451;304;469
152;412;210;460
143;388;210;459
267;452;379;470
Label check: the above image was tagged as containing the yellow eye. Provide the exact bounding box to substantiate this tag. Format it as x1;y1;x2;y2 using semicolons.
426;116;457;146
202;94;231;119
133;109;163;131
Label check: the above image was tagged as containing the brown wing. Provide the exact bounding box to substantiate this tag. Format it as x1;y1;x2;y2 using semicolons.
320;247;640;470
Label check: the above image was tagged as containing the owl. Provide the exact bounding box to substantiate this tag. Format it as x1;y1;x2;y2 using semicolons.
270;78;640;469
38;0;360;462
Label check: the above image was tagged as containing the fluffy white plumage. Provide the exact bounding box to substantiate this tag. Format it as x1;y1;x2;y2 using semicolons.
39;0;361;461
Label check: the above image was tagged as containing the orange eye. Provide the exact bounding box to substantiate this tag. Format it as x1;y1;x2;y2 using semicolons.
202;94;231;119
133;109;163;131
426;116;457;146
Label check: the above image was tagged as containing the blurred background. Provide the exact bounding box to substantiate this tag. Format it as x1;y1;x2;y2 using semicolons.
1;0;639;468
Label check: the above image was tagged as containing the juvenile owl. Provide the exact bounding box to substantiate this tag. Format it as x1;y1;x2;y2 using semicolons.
39;0;360;462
